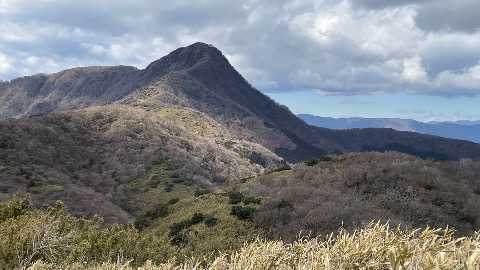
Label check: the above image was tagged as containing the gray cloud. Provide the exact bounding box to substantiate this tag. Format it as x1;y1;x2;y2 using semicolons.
0;0;479;98
350;0;431;10
416;0;480;33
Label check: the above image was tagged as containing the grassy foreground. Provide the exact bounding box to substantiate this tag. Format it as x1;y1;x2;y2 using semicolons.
28;222;480;269
2;194;480;269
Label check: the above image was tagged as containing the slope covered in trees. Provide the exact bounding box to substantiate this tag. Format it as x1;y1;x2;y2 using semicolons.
244;152;480;242
0;105;284;223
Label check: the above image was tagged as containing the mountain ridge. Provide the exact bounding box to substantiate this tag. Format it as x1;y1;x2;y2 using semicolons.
2;42;480;162
0;42;223;120
299;114;480;143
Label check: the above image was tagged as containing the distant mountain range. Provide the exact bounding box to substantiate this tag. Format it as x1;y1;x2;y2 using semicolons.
298;114;480;143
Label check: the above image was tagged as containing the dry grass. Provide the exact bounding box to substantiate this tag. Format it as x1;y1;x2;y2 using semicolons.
28;222;480;269
156;107;219;137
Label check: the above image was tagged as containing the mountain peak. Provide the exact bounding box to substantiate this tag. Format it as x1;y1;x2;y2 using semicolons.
144;42;226;76
186;42;218;51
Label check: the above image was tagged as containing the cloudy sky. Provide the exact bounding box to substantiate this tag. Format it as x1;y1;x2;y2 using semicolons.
1;0;479;122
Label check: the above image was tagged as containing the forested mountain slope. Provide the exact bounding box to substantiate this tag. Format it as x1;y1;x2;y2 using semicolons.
0;105;283;223
2;42;480;162
0;66;143;120
244;151;480;241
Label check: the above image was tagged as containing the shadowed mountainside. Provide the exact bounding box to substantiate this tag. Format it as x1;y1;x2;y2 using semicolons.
119;43;480;161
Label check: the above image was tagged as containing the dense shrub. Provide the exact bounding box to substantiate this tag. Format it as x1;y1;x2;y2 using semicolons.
277;199;293;209
204;217;218;227
0;195;141;269
168;212;205;246
230;205;256;221
0;193;32;221
243;196;261;205
190;212;205;224
193;189;210;197
227;190;244;204
134;203;169;230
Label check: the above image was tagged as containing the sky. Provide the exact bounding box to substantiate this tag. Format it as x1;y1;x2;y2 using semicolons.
1;0;479;122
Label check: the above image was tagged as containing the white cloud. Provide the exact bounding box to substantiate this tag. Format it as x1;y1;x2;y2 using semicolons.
418;32;480;76
402;56;428;83
0;0;478;98
0;21;36;43
432;64;480;95
25;56;39;65
0;53;14;73
88;44;106;55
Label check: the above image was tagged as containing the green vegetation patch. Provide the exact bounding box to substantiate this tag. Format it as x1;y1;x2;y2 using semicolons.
268;169;293;181
121;163;196;226
120;163;262;258
156;107;218;136
28;184;64;194
145;193;260;260
0;193;260;269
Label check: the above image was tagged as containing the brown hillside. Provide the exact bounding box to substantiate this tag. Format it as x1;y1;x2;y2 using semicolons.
0;105;284;223
245;151;480;241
